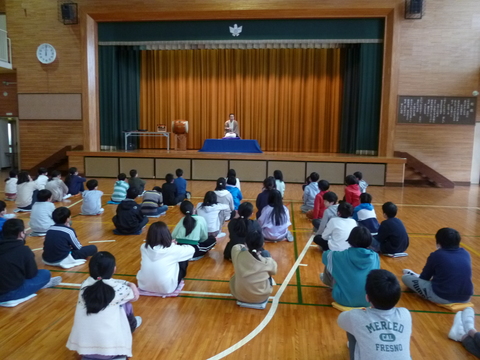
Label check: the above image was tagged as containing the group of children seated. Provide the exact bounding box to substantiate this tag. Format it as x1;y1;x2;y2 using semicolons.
1;166;477;360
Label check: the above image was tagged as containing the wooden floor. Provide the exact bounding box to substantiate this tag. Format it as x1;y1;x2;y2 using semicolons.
1;179;480;359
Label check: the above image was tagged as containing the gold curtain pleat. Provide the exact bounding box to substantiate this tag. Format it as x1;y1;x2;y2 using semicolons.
140;48;343;152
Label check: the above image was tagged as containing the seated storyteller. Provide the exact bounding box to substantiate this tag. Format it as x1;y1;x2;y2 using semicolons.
321;226;380;308
112;187;149;235
0;219;62;303
338;269;412;360
402;227;473;304
43;207;98;263
371;202;409;254
141;187;168;216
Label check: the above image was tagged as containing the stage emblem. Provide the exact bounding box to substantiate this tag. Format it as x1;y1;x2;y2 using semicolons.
229;24;242;37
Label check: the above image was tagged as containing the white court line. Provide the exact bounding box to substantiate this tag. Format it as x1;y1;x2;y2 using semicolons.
207;235;315;360
299;264;308;267
59;283;81;287
89;240;116;243
31;248;42;251
181;291;233;297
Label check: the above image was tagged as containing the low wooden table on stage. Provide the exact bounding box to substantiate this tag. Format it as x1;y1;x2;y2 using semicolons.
123;131;170;151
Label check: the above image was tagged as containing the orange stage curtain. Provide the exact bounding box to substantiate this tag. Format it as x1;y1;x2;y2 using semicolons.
140;48;343;152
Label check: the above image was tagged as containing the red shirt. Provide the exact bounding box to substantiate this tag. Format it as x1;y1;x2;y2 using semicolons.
312;190;329;219
345;184;361;208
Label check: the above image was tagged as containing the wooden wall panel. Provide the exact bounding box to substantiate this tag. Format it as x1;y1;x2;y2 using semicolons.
0;72;17;116
394;125;475;182
19;120;83;170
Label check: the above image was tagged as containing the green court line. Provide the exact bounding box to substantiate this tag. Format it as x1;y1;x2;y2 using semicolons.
290;201;303;304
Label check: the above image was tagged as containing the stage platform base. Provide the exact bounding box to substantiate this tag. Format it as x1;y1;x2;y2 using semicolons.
67;149;406;185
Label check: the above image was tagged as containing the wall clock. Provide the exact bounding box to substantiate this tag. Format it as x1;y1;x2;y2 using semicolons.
36;43;56;64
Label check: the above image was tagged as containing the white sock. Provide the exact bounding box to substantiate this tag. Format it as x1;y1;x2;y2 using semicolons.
41;276;62;289
462;307;476;333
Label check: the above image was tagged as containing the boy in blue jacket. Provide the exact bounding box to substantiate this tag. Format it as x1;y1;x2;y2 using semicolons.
226;176;243;210
321;226;380;307
352;193;380;235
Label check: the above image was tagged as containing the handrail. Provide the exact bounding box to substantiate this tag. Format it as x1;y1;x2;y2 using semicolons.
394;151;455;188
28;145;83;174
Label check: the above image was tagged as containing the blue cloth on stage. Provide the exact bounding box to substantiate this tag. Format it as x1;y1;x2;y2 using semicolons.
198;139;262;153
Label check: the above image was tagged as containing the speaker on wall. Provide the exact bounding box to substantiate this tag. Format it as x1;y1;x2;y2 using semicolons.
405;0;424;19
60;2;78;25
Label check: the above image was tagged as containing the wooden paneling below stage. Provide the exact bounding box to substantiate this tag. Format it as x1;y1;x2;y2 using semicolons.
68;150;406;184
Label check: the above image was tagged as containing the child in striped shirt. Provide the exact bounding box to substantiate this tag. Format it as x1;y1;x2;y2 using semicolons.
111;173;129;203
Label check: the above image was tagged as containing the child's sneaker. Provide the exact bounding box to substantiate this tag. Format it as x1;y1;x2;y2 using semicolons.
402;269;419;277
135;316;143;329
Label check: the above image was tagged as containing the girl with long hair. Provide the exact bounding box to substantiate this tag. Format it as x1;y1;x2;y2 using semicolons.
196;191;230;238
258;190;293;242
255;176;276;219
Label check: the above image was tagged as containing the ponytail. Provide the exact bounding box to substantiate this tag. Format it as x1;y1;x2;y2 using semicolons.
245;230;265;262
180;201;196;236
82;252;116;315
232;202;254;237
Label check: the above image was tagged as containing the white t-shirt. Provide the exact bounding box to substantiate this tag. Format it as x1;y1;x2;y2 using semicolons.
35;175;49;190
5;178;17;194
29;201;55;233
321;217;357;251
275;179;285;198
196;202;230;233
16;182;39;208
81;190;104;215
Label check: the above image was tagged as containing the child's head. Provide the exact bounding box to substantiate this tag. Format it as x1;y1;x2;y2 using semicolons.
2;218;25;239
50;170;61;179
216;177;226;190
37;189;52;202
365;269;401;310
152;186;162;193
201;191;217;207
309;172;320;183
9;170;17;178
323;191;338;206
345;175;358;186
263;176;276;190
52;207;71;225
126;187;139;199
145;221;172;249
337;202;353;218
180;200;194;216
180;201;196;236
227;176;236;186
318;179;330;192
347;226;372;248
268;189;283;208
360;193;372;204
68;167;78;175
175;168;183;177
0;200;6;215
238;201;253;219
38;167;48;176
227;169;236;178
435;227;461;249
245;229;265;260
129;169;138;178
273;170;283;182
17;171;30;185
83;252;116;315
165;173;174;183
354;171;363;181
117;173;127;181
382;202;397;219
86;179;98;191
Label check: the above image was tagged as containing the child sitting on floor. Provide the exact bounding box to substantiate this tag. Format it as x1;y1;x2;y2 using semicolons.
214;177;235;221
43;207;97;264
4;170;17;201
310;179;330;228
273;170;285;198
128;169;146;195
141;187;168;216
337;269;412;360
226;168;241;190
196;191;230;238
29;189;55;235
67;252;141;360
354;171;368;194
344;175;361;208
371;202;409;254
230;230;277;304
112;187;148;235
301;172;320;213
81;179;104;215
314;191;338;233
352;193;380;236
402;227;473;305
111;173;129;203
65;167;86;196
34;168;49;190
314;201;357;252
258;190;293;242
256;177;276;219
226;176;243;210
45;170;69;202
15;171;40;211
224;202;261;260
137;221;194;294
172;201;216;260
162;173;183;206
321;226;380;307
174;168;189;200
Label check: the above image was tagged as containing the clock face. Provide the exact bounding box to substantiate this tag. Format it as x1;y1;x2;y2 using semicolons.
36;43;56;64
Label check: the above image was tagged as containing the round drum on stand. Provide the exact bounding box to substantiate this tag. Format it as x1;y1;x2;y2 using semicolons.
172;120;189;151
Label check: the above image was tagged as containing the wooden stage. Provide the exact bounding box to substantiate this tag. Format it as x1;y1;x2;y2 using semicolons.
68;149;406;185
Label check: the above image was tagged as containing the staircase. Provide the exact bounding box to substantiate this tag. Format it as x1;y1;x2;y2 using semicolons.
28;145;83;176
394;151;454;188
